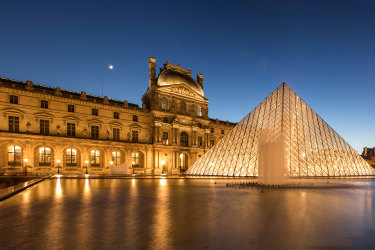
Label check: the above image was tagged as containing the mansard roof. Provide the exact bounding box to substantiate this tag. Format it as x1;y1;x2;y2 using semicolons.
0;76;141;110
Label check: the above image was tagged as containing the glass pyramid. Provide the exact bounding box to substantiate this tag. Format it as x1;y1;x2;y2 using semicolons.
187;83;375;177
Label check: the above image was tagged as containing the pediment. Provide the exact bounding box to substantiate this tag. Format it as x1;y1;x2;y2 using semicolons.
129;123;142;129
1;107;26;118
34;111;55;121
159;83;206;100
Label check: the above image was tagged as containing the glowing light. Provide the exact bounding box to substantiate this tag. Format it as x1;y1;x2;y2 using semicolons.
108;65;114;70
24;159;28;163
57;159;61;164
160;160;166;165
110;161;113;165
160;178;167;186
55;174;62;178
56;178;62;197
85;160;88;164
85;174;90;178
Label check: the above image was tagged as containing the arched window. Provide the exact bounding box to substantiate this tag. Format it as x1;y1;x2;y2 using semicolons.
180;132;188;147
161;97;169;110
196;105;202;117
8;145;22;165
179;153;188;171
131;151;144;168
66;148;77;166
180;101;186;114
112;151;121;165
90;150;101;166
39;147;51;166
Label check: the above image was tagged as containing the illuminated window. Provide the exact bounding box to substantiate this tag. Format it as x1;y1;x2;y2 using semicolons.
9;116;19;132
162;132;168;145
112;151;121;165
180;132;188;147
90;150;100;166
66;148;77;166
132;152;144;168
8;145;22;165
196;105;202;117
161;97;169;110
180;101;186;114
179;153;188;171
39;147;51;166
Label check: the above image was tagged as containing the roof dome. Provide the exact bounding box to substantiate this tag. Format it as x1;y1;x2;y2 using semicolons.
157;62;204;96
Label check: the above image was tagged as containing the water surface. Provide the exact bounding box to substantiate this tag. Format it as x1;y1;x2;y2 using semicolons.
0;178;374;249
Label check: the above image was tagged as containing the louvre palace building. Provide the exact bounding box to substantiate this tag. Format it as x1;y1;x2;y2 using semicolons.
0;58;235;175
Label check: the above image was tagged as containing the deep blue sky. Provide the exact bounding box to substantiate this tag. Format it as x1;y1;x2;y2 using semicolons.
1;0;374;151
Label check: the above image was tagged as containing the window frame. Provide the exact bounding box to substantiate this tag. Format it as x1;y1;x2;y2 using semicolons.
8;116;20;132
113;128;120;141
41;100;49;109
7;145;22;166
39;147;52;166
10;95;18;104
92;108;98;116
40;119;50;135
67;123;76;137
68;104;75;112
91;125;99;139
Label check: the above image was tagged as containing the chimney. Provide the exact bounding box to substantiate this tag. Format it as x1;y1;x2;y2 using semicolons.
149;57;156;88
197;73;203;88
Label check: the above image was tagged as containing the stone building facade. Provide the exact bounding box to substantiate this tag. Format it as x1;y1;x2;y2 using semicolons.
361;147;375;167
0;58;235;175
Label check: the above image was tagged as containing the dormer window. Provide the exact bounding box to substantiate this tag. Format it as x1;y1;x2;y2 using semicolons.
161;97;169;110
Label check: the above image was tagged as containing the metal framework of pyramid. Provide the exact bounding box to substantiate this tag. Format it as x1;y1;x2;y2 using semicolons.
187;83;375;177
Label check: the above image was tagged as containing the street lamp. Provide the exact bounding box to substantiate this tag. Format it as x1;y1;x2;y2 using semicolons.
132;161;135;175
56;159;61;174
23;159;28;176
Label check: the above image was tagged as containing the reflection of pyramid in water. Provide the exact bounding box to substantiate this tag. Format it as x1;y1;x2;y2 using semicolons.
187;83;375;176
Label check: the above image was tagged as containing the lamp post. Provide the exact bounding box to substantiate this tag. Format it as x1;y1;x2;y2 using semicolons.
85;160;89;175
132;161;135;175
56;159;61;175
23;159;28;176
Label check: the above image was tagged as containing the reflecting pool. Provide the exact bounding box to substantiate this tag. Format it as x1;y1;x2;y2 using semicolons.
0;178;375;249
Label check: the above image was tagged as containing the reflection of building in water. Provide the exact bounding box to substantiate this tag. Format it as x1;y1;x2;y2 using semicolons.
0;58;235;175
187;83;375;177
361;147;375;167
